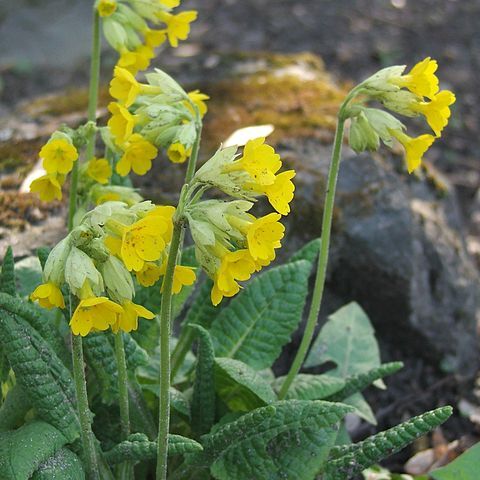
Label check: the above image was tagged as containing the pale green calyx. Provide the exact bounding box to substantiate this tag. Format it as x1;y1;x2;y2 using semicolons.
145;69;187;99
101;255;134;303
348;112;380;153
43;236;73;286
65;246;104;297
359;65;406;93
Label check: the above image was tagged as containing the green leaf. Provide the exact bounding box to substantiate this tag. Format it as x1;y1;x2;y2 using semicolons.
0;421;68;479
210;260;311;370
272;374;345;400
0;384;31;432
0;299;80;442
289;238;321;264
214;357;277;411
305;302;383;424
431;442;480;480
191;324;216;437
31;448;85;480
182;278;218;330
203;400;353;480
104;433;202;464
326;406;453;480
0;246;15;296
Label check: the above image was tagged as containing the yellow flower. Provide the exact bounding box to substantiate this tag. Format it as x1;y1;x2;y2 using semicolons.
160;0;180;7
112;300;155;333
187;89;209;117
135;262;163;287
167;142;192;164
107;102;135;143
30;282;65;309
391;130;435;173
109;66;141;107
411;90;456;137
30;174;63;202
160;264;196;294
87;158;112;184
70;297;124;337
144;29;167;48
39;138;78;175
116;134;158;176
390;57;439;99
96;192;121;204
120;215;171;271
117;46;155;76
146;205;175;244
159;11;198;48
97;0;117;17
246;213;284;261
223;137;281;186
212;249;256;305
105;235;122;256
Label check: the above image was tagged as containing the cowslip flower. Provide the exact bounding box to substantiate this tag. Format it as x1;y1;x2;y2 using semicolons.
116;134;158;176
410;90;456;136
109;67;142;107
87;158;112;184
135;262;163;287
223;137;282;186
40;138;78;175
30;282;65;309
97;0;117;17
187;89;209;117
144;29;167;48
159;11;198;48
390;130;435;173
246;213;285;261
389;57;439;99
30;174;63;202
159;264;196;294
107;102;136;143
167;142;191;164
70;296;124;336
112;300;155;333
117;46;155;75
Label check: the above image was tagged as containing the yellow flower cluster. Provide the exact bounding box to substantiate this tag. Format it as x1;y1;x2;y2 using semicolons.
30;136;78;202
351;57;455;173
97;0;197;75
30;200;194;336
187;138;295;305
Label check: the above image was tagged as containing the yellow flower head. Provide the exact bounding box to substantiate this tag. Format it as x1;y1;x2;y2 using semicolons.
244;213;284;261
109;66;141;107
146;205;175;244
70;296;124;337
412;90;456;137
391;57;439;99
167;142;192;164
120;215;171;271
160;10;198;48
135;262;163;287
40;138;78;175
212;249;256;305
160;264;196;294
112;300;155;333
187;89;210;118
87;158;112;185
223;137;282;186
107;102;135;144
116;134;158;176
30;282;65;309
160;0;180;7
117;46;155;76
144;29;167;48
97;0;117;17
30;174;63;202
391;130;435;173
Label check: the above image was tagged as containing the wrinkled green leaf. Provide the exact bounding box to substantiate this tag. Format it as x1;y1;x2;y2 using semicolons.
289;238;321;264
215;357;277;411
31;447;85;480
210;261;311;370
0;384;31;432
0;246;15;296
431;441;480;480
272;374;345;401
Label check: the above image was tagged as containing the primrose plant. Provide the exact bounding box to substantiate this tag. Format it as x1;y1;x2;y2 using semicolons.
0;1;456;479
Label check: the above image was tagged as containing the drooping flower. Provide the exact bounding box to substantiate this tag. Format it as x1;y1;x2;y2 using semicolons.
40;138;78;175
116;134;158;176
117;46;155;75
97;0;117;17
159;264;196;294
30;174;63;202
107;102;136;143
109;67;141;107
390;130;435;173
30;282;65;309
187;89;209;117
167;142;191;164
87;158;112;184
144;29;167;48
159;11;198;48
246;213;285;261
112;300;155;333
411;90;456;136
389;57;439;99
135;262;163;287
70;296;124;336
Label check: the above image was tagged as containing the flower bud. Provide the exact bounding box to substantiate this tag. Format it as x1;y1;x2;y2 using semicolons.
101;255;134;303
65;247;104;297
348;112;380;153
103;17;129;51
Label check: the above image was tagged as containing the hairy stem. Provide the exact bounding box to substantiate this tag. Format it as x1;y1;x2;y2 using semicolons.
156;118;202;480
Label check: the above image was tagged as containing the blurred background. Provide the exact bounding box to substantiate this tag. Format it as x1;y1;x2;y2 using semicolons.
0;0;479;473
